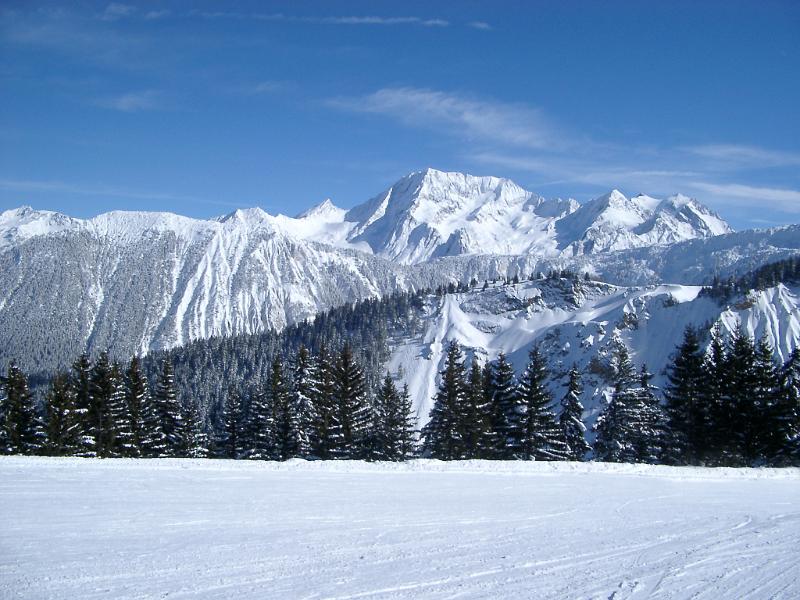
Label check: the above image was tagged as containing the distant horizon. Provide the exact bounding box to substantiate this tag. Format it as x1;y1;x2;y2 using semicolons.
2;1;798;231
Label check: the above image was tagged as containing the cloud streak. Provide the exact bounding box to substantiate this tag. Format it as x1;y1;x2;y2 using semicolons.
95;90;162;112
689;182;800;213
328;87;561;150
192;12;449;27
0;178;195;202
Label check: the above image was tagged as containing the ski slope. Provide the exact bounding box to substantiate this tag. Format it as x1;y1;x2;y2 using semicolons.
1;457;798;599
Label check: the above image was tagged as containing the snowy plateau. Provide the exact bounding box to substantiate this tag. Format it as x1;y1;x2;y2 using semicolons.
1;457;798;599
1;168;800;378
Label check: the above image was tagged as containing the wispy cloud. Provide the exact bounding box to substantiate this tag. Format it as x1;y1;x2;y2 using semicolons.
468;21;492;30
328;87;562;150
99;3;136;22
96;90;162;112
689;182;800;212
0;178;194;202
144;10;171;21
683;144;800;168
191;12;449;27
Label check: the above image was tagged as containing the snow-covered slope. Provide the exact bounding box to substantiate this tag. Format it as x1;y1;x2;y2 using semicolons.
4;456;798;600
0;168;793;375
386;278;800;430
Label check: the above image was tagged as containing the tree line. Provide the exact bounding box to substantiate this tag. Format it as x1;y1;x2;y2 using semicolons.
2;322;798;466
422;324;799;466
0;344;415;461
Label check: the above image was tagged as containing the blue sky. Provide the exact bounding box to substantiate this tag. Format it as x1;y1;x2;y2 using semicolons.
1;1;798;229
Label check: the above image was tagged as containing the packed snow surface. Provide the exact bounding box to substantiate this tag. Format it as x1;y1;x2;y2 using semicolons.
1;457;798;599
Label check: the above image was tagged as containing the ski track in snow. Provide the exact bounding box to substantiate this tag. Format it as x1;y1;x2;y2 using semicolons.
1;457;798;599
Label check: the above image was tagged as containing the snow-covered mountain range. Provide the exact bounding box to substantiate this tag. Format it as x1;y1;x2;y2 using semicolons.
386;278;800;430
0;168;797;375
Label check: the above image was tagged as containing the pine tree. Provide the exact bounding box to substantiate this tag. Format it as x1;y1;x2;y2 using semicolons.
88;352;116;457
724;324;758;465
374;374;417;461
518;347;567;460
462;357;490;458
313;344;337;459
627;366;667;464
752;335;781;463
559;365;589;461
153;358;186;456
243;386;275;460
594;342;637;462
43;372;81;456
70;353;94;456
664;326;707;464
182;399;209;458
217;390;244;459
330;344;372;459
490;352;526;459
123;356;149;457
0;363;43;454
397;384;417;459
702;324;729;464
269;356;296;460
776;349;800;464
290;345;319;458
109;361;134;457
422;341;467;460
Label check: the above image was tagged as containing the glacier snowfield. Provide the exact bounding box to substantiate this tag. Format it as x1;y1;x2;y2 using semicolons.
1;457;798;599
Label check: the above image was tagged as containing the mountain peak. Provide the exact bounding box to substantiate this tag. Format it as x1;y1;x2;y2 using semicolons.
297;198;344;220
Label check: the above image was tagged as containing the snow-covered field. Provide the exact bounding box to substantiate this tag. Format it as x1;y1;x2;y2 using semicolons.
1;458;798;599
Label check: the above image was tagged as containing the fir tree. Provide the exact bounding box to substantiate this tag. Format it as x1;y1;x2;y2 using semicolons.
559;365;589;461
217;390;244;459
182;399;209;458
313;344;337;459
70;353;94;456
374;374;417;461
422;341;467;460
0;363;43;454
702;324;729;464
88;352;116;457
153;358;186;456
724;324;758;465
462;357;490;458
518;347;567;460
269;356;296;460
330;344;371;459
123;356;149;457
664;326;707;465
43;372;81;456
291;345;319;458
490;352;526;459
776;349;800;464
594;342;637;462
243;387;275;460
626;366;667;464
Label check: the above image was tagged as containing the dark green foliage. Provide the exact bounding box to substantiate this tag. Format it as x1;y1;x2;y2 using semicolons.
559;365;589;461
329;344;372;459
290;345;319;458
43;373;81;456
518;347;567;460
153;358;185;457
268;357;294;460
489;353;525;459
422;341;467;459
462;357;490;458
0;363;43;454
664;326;707;464
217;390;245;459
374;374;417;461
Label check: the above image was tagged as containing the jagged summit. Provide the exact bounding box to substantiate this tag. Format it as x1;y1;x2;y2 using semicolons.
0;168;734;262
